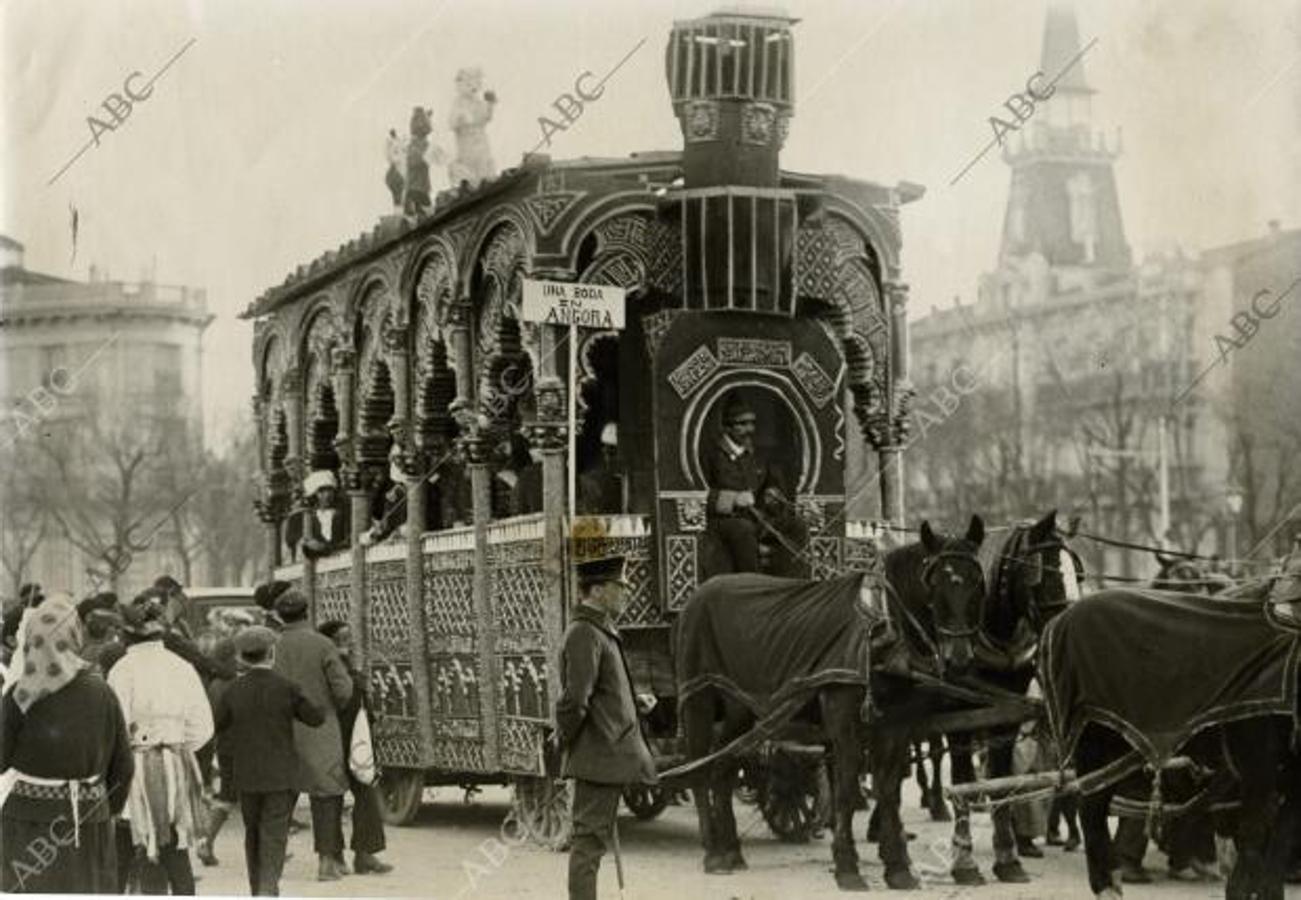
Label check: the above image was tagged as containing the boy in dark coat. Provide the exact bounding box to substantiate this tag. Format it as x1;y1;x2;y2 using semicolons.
554;555;657;900
214;626;325;896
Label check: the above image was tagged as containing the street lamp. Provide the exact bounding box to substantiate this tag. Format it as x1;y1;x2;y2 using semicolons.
1225;483;1244;562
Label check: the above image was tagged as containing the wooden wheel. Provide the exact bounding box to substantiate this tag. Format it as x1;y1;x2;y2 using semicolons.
757;752;831;843
622;784;670;821
377;768;425;826
507;776;573;851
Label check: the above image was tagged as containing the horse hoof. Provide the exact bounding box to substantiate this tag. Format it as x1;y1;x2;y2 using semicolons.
993;861;1030;883
725;850;748;871
703;854;733;875
885;867;921;890
952;867;986;886
835;871;870;891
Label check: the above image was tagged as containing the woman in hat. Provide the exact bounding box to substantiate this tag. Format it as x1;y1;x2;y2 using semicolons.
0;591;135;893
286;470;352;560
108;587;214;895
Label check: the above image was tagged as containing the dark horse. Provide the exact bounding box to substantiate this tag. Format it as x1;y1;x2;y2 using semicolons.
1042;545;1301;899
945;510;1084;884
676;516;987;891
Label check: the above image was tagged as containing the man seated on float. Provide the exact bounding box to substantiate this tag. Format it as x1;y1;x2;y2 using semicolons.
286;470;352;560
577;423;628;515
702;393;791;574
491;432;543;518
362;458;419;545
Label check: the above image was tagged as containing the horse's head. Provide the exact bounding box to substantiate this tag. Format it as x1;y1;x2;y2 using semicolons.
1151;552;1228;595
918;515;987;674
1009;510;1085;631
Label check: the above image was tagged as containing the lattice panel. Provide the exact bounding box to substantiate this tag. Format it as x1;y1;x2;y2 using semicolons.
315;566;351;625
373;717;422;769
489;539;547;640
843;536;882;574
571;534;658;626
498;654;551;719
809;536;843;581
423;549;476;645
666;535;698;611
430;736;489;773
367;560;409;660
498;718;544;776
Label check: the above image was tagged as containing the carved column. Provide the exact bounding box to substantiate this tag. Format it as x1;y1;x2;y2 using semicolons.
523;376;569;725
332;347;357;461
386;324;411;454
457;405;499;769
344;463;369;669
400;449;435;761
877;278;910;526
282;369;304;500
448;300;475;403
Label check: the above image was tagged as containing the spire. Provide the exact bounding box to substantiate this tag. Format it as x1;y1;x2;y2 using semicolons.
1040;1;1093;94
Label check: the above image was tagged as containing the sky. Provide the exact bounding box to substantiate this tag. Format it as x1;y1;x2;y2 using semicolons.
4;0;1299;445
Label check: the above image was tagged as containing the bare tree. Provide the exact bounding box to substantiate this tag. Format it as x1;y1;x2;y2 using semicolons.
0;441;50;601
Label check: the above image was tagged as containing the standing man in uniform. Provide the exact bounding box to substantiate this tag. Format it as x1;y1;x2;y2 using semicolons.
702;392;788;575
554;556;657;900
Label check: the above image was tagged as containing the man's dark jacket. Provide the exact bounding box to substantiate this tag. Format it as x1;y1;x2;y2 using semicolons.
554;604;656;785
214;667;325;793
702;438;783;517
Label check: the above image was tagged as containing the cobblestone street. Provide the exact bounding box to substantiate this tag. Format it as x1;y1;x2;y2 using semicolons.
195;785;1291;899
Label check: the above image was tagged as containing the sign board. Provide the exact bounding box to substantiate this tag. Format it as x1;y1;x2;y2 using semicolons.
522;279;626;330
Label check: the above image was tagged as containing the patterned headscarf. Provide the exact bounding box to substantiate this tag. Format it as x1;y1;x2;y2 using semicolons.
9;592;88;713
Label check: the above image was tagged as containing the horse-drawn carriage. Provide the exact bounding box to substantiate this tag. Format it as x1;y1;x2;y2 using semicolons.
244;6;940;852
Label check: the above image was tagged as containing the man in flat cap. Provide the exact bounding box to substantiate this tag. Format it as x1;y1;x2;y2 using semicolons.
215;626;325;896
555;555;656;900
702;391;790;576
271;590;354;881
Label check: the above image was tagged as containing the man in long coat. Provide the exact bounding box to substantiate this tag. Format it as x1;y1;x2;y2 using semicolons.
271;590;354;881
555;555;657;900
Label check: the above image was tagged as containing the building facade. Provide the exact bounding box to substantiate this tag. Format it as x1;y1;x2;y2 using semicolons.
906;3;1259;580
0;237;212;599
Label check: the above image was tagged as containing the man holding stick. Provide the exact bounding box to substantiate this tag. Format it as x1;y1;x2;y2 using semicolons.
554;556;657;900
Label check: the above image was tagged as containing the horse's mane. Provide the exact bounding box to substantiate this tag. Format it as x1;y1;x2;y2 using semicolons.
976;523;1031;642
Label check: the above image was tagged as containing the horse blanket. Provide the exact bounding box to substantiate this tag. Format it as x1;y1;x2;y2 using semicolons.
1041;588;1301;766
675;572;887;716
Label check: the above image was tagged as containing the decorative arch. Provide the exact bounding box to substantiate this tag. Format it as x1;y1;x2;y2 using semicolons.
300;304;343;466
473;222;537;426
409;240;461;378
797;212;894;445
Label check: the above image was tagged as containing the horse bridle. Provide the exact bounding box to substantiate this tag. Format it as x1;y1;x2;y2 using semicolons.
919;550;986;641
1009;538;1084;618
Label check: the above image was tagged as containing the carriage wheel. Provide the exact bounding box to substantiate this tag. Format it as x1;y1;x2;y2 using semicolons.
622;784;670;821
508;776;574;851
377;768;425;826
758;753;831;843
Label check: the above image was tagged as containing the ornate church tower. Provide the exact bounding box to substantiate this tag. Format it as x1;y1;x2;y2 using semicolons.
999;1;1130;271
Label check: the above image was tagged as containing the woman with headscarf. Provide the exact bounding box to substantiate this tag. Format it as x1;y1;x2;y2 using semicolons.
0;591;135;893
108;587;214;895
